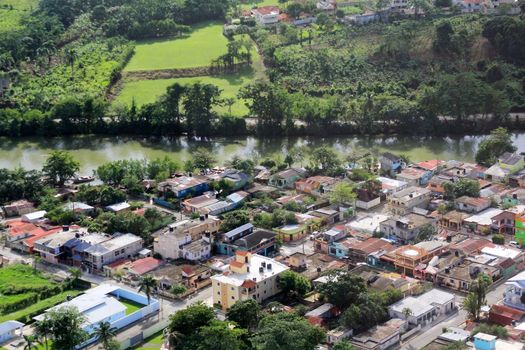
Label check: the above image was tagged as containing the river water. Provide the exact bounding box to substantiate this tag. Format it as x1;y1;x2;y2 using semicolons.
2;133;525;173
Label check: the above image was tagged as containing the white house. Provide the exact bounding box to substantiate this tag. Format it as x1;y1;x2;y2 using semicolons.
504;270;525;311
21;210;47;223
252;6;280;26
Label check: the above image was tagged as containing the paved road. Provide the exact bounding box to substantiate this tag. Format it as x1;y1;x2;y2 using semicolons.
401;282;508;349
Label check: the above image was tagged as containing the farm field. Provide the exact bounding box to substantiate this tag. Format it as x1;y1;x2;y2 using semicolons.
115;68;256;116
124;22;229;72
0;0;38;33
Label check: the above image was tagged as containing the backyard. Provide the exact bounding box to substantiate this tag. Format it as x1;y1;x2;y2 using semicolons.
119;298;145;315
124;21;229;72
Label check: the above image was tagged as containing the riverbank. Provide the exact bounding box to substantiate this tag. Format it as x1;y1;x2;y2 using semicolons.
4;132;525;173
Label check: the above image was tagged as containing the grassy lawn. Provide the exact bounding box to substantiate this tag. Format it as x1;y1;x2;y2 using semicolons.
132;331;164;350
0;290;83;324
0;0;38;33
115;67;255;116
0;264;56;293
125;21;228;72
118;298;144;315
239;0;280;9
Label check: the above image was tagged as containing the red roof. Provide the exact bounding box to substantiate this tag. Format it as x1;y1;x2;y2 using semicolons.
253;6;279;15
241;279;257;288
416;160;444;171
490;304;525;325
230;260;245;269
7;220;62;250
236;251;249;256
130;257;162;275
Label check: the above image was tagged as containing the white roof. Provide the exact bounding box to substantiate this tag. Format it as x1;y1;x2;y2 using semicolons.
106;202;130;212
35;284;127;328
63;202;94;211
485;165;509;178
85;233;142;256
0;320;24;334
495;339;523;350
211;254;288;287
347;214;389;233
390;296;435;317
481;245;521;260
22;210;47;221
474;332;496;341
417;289;454;306
377;177;408;189
464;208;503;226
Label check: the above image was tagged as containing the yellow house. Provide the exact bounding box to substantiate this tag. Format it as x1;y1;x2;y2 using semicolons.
211;251;289;310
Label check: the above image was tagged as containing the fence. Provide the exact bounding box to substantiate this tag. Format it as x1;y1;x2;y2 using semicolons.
119;319;169;350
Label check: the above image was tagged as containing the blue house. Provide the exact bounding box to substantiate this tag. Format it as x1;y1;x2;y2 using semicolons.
473;333;496;350
380;153;404;176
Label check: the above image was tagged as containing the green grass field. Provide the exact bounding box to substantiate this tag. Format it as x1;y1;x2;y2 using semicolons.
115;67;256;116
0;264;55;295
240;0;280;9
125;22;229;72
119;298;144;315
0;0;38;33
132;331;164;350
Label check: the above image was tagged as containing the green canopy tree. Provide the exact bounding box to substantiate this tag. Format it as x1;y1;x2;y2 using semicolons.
46;306;88;350
226;299;261;332
42;151;80;186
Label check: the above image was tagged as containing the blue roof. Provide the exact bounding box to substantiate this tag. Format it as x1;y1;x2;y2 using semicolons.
225;223;253;239
0;320;24;335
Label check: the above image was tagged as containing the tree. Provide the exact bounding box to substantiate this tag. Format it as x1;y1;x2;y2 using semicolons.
184;83;221;136
23;335;40;350
278;270;311;298
328;182;356;206
462;274;492;321
220;210;250;232
42;151;80;186
472;323;508;339
492;234;504;245
443;178;480;200
340;293;387;332
475;127;516;167
138;275;157;305
251;312;325;350
226;299;261;331
170;284;187;298
93;321;118;350
316;270;366;309
309;147;341;175
67;267;82;288
34;317;52;350
168;302;215;339
191;148;216;171
196;320;247;350
46;306;88;350
402;307;413;318
332;340;356;350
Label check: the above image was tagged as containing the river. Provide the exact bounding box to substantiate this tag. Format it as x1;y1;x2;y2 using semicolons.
2;133;525;174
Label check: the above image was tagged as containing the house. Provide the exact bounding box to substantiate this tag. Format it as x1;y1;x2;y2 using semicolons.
314;226;347;253
63;202;95;215
387;186;431;216
327;328;353;345
152;264;212;292
463;208;504;235
377;176;408;195
252;6;280;26
455;196;491;213
396;167;430;187
305;303;340;326
356;189;381;210
275;223;309;242
153;217;220;261
499;152;524;174
437;260;499;292
310;207;343;225
34;228;93;264
157;176;209;199
349;318;406;350
382;241;447;276
504;270;525;310
211;251;289;310
295;176;337;197
344;237;395;263
34;284;159;338
0;321;24;343
389;296;436;327
21;210;47;223
416;159;445;174
1;200;34;217
416;289;456;316
347;214;390;235
269;168;305;189
206;170;249;191
456;0;482;12
83;234;143;272
489;304;525;326
5;220;63;254
182;193;218;214
380;212;437;243
105;202;130;213
347;10;380;25
216;223;277;257
439;210;471;233
380;152;404;175
427;174;456;195
317;0;336;11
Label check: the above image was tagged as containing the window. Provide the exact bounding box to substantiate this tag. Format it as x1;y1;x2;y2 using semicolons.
217;292;220;295
121;248;125;253
231;296;235;300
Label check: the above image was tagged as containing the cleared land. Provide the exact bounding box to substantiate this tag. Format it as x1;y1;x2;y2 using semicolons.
0;0;38;33
124;22;228;72
240;0;280;9
115;68;255;116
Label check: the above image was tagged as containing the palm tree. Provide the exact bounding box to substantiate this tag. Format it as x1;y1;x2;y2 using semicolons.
94;321;117;350
64;48;77;77
138;275;157;305
34;317;52;350
402;307;413;319
23;335;40;350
